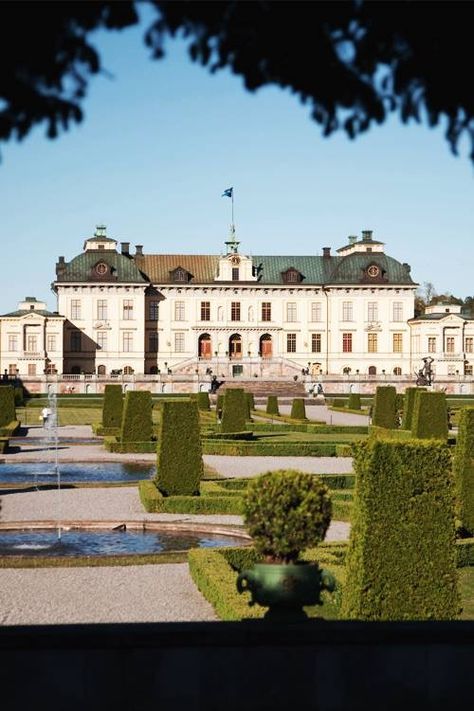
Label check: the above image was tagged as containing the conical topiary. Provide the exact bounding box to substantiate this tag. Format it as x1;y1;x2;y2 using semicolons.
102;384;123;429
266;395;279;416
156;399;203;496
221;388;247;433
290;398;307;420
120;390;152;443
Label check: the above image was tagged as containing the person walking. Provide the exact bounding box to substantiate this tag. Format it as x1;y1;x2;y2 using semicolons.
41;406;49;426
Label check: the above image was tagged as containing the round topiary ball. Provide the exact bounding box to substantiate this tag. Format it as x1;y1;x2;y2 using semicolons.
243;470;332;563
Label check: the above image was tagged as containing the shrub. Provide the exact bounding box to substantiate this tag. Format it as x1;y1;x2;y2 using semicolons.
196;391;210;411
139;481;242;514
102;384;123;429
0;386;15;427
452;407;474;536
245;392;255;419
331;399;346;408
266;395;280;416
120;390;152;443
243;470;332;563
402;387;426;430
341;440;459;620
372;386;398;429
411;390;448;441
368;426;412;442
221;388;247;433
347;393;361;410
14;387;24;407
156;399;203;495
290;398;307;420
104;437;156;453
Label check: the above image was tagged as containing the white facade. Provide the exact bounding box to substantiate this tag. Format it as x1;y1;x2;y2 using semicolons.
0;297;64;377
47;226;420;377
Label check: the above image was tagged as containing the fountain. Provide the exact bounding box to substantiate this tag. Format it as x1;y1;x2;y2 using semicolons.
38;389;61;540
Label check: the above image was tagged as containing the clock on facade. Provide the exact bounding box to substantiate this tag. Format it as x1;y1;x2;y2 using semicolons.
95;262;108;276
367;265;380;278
230;255;240;265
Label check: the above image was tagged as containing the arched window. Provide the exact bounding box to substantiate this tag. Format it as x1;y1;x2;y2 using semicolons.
259;334;272;358
368;366;377;375
229;333;242;359
198;333;212;359
123;366;134;375
393;367;402;376
97;365;106;375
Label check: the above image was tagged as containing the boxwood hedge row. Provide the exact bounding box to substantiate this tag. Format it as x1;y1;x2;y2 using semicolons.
453;407;474;536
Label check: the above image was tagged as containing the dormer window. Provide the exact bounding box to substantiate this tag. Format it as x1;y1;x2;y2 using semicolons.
170;266;192;283
282;268;303;284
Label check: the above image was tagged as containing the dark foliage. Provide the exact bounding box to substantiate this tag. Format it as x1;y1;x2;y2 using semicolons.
1;2;473;161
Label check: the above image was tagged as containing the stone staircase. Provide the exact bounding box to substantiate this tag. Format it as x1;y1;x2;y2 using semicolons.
216;379;307;398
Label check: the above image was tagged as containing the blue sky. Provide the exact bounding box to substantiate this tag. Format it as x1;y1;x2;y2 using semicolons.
1;12;473;312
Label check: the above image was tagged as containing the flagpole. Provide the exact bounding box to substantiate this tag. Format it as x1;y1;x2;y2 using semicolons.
232;189;234;230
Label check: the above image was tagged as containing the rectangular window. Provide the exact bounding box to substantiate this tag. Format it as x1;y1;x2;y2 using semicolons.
392;302;403;321
311;333;322;353
122;332;133;352
368;302;378;322
447;365;456;375
71;331;81;352
287;333;296;353
28;364;36;376
368;333;378;353
201;301;211;321
262;302;271;322
149;301;159;321
46;335;56;352
311;302;322;321
97;300;108;320
70;299;81;320
122;299;134;320
465;364;473;375
149;332;159;353
174;301;185;321
465;337;473;353
393;333;403;353
342;301;353;321
97;331;107;351
175;332;185;353
231;302;241;321
26;335;38;352
342;333;352;353
428;337;437;353
286;302;297;322
232;267;239;281
7;335;18;351
446;336;455;353
8;364;17;375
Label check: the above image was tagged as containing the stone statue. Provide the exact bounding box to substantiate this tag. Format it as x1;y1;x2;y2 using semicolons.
415;356;434;386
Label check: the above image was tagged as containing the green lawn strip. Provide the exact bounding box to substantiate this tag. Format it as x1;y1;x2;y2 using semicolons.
188;543;346;621
0;551;188;569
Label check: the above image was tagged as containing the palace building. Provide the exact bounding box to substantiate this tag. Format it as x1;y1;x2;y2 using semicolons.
52;225;418;377
1;225;473;386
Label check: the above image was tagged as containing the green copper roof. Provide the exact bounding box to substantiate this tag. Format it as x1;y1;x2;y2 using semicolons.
328;253;414;285
55;251;148;283
0;309;61;318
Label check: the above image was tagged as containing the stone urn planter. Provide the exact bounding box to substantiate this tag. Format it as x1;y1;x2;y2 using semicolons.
236;469;335;620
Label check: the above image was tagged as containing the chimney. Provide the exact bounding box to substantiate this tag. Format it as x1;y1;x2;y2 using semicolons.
322;247;331;258
348;235;357;245
121;242;130;256
362;230;373;242
135;244;143;256
58;256;65;264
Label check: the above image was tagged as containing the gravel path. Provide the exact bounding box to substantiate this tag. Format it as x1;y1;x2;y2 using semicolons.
0;564;217;625
204;455;353;478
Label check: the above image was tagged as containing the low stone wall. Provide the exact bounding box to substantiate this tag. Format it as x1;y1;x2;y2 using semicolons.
1;620;474;710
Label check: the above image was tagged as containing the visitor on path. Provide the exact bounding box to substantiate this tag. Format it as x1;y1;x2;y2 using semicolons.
41;407;49;426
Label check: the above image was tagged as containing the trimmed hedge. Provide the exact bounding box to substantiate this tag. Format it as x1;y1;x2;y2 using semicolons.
341;440;459;620
102;384;123;428
453;407;474;536
372;386;397;429
250;422;368;435
156;399;203;496
92;424;121;437
245;392;255;417
197;391;211;411
402;387;426;430
368;426;412;441
0;437;8;453
331;399;347;409
290;398;307;420
202;441;339;456
139;481;243;514
202;431;255;441
120;390;152;443
104;437;156;453
221;389;247;433
347;393;361;410
266;395;280;416
411;390;448;441
0;386;15;427
0;421;20;437
456;538;474;568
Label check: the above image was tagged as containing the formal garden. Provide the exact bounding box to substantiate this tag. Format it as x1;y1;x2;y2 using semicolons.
2;382;474;620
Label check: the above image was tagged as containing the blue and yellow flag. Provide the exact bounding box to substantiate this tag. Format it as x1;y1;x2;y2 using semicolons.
222;187;233;198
